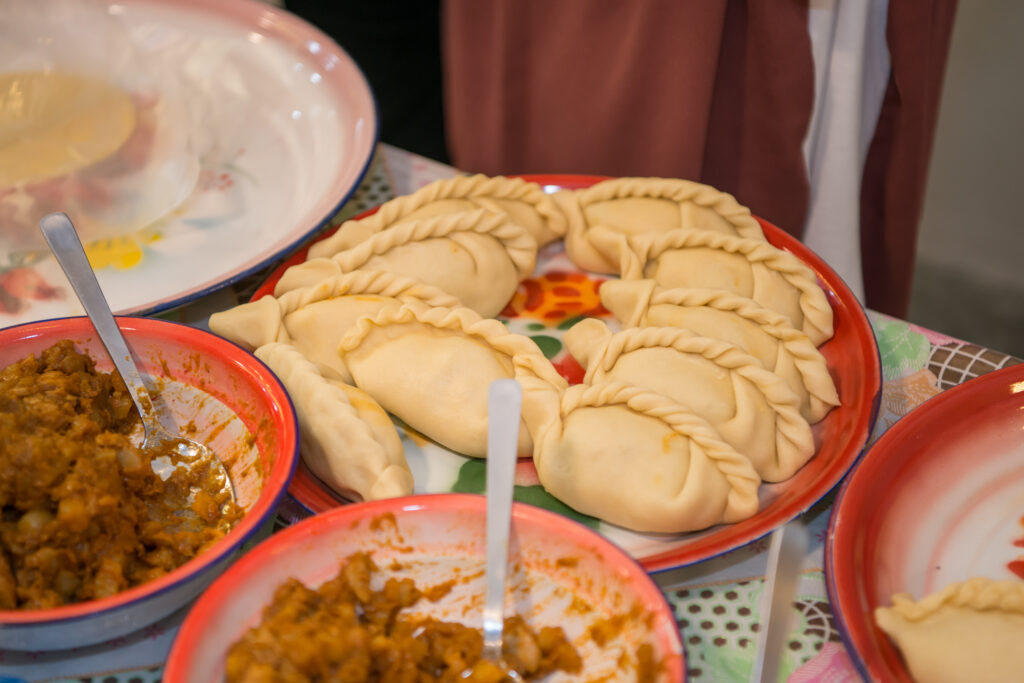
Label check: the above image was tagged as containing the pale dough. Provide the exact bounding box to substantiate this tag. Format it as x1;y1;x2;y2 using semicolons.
556;176;765;274
338;300;567;458
0;71;136;186
619;230;834;345
599;279;839;423
523;379;761;533
208;270;460;383
875;578;1024;683
254;342;413;501
279;209;536;317
307;173;567;258
564;318;815;482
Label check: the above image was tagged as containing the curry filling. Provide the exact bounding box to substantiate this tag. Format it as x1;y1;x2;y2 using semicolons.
0;340;238;610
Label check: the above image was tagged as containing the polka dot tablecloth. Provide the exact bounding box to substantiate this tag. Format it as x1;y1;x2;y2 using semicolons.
2;144;1019;683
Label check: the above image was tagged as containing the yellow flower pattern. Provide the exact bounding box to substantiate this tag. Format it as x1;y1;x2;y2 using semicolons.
83;232;162;271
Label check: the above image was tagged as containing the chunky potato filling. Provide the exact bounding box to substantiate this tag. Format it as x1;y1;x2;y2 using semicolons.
225;552;583;683
0;340;238;610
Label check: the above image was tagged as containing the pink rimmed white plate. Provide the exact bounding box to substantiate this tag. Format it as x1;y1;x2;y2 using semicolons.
0;0;377;327
826;363;1024;681
164;494;685;682
252;174;882;573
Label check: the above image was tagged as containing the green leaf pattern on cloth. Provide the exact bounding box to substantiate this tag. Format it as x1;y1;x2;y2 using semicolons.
669;572;836;682
869;311;931;381
451;460;600;529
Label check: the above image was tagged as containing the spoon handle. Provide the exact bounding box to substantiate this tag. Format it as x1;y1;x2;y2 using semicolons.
39;213;154;422
483;379;523;656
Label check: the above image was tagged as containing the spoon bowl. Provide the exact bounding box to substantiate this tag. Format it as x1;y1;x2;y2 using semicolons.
39;211;235;514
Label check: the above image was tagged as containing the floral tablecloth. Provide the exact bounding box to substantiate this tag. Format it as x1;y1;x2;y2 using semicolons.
2;144;1020;683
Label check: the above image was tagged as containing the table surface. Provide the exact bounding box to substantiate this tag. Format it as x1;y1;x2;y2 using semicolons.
2;144;1020;683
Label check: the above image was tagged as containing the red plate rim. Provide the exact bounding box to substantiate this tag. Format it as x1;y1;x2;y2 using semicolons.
825;362;1024;681
253;173;882;573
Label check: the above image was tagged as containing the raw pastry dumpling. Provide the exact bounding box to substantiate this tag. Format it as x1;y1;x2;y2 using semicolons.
307;173;567;259
338;300;568;458
208;270;460;384
555;176;765;274
254;343;413;501
521;378;761;533
874;578;1024;683
277;209;536;317
599;279;839;423
619;230;834;345
564;318;814;482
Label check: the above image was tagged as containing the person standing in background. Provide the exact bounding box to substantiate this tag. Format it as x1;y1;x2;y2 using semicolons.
287;0;957;319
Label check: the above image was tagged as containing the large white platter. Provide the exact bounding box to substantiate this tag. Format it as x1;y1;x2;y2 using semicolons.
0;0;377;326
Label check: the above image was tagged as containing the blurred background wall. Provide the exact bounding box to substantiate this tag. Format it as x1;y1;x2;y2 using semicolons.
908;1;1024;356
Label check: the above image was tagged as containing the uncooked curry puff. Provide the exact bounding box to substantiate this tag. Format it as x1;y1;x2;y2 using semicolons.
208;270;460;384
563;319;815;483
307;173;567;259
337;300;567;458
206;173;840;536
277;209;537;318
253;343;413;502
599;279;839;423
875;578;1024;683
522;379;762;533
619;230;834;345
556;176;766;274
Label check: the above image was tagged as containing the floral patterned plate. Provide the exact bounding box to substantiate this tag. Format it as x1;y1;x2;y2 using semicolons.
0;0;377;327
251;174;882;573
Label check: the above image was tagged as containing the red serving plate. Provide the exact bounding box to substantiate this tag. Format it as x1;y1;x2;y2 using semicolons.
827;363;1024;681
251;174;882;573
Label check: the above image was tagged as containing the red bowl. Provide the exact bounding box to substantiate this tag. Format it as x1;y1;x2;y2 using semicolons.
0;316;299;650
165;493;685;682
251;173;881;572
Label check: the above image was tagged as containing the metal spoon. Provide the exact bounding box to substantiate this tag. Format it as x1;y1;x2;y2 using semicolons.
38;212;235;506
482;378;523;677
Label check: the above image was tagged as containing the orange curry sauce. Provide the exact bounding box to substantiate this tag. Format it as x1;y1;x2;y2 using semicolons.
0;340;239;609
